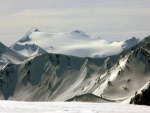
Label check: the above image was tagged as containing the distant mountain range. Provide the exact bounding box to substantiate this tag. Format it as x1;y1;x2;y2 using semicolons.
11;28;140;57
0;28;150;106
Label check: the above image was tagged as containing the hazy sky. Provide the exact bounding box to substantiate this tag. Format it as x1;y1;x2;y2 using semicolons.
0;0;150;46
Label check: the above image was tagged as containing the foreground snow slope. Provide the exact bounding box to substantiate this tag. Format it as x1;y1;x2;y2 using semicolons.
0;101;149;113
11;28;140;57
0;42;26;69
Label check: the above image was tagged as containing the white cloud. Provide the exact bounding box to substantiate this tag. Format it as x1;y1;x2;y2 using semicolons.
0;0;150;46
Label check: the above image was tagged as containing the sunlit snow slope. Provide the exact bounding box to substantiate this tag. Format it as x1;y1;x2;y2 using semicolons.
1;33;150;107
0;52;119;101
0;35;149;102
11;28;140;57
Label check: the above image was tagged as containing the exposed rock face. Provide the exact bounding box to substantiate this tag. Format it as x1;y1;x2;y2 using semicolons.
130;83;150;105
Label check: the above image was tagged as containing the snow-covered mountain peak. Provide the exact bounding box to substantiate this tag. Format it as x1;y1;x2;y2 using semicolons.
122;37;140;49
11;43;47;57
0;42;26;69
11;28;141;58
125;37;139;44
29;27;40;32
71;30;85;34
71;30;91;38
18;34;30;43
12;43;38;51
18;28;40;43
71;30;101;39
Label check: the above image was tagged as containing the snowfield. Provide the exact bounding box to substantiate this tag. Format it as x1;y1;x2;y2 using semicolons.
0;101;150;113
11;28;140;57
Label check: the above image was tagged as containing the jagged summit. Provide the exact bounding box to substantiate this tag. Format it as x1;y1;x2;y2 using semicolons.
18;27;40;43
71;30;86;34
29;27;40;32
122;37;140;49
71;30;92;38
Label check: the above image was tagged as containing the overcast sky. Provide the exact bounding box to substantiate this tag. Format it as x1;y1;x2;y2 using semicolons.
0;0;150;46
